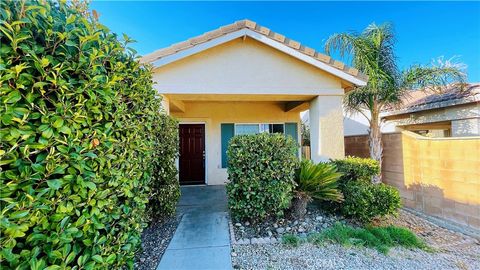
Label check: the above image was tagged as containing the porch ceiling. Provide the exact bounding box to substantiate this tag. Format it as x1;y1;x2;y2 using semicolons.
166;94;314;113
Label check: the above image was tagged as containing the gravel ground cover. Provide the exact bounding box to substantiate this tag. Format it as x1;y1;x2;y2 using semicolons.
232;209;480;270
232;242;480;270
134;215;182;270
233;205;358;240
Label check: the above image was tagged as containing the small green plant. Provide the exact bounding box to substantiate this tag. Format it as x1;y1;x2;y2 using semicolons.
226;133;298;221
384;226;428;249
331;157;380;184
282;234;302;247
308;223;428;254
290;160;343;218
341;181;402;222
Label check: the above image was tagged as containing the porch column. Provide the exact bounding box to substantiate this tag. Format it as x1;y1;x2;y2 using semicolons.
309;95;345;162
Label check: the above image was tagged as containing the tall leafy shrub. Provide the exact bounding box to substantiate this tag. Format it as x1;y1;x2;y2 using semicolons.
341;181;401;222
331;157;400;222
0;1;178;269
226;133;298;221
148;115;180;218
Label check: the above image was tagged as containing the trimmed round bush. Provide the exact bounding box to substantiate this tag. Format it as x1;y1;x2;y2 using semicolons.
226;133;298;221
331;156;380;184
341;181;402;222
0;1;178;269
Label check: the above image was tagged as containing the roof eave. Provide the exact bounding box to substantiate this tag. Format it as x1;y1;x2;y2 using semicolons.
142;28;368;87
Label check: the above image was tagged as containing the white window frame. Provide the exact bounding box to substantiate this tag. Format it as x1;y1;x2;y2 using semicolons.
234;123;286;135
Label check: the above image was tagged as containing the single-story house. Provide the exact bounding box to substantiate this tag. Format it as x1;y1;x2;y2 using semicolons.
381;83;480;137
141;20;367;185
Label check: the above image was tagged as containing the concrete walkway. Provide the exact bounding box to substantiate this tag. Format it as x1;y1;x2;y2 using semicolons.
157;186;233;270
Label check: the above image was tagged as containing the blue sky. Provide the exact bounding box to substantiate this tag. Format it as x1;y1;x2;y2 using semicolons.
91;1;480;82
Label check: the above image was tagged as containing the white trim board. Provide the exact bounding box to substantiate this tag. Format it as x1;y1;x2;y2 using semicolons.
151;29;366;87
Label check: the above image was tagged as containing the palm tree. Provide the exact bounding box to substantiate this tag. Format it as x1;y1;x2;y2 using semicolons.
324;23;466;183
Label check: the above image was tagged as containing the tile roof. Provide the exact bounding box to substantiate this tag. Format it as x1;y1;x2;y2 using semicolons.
140;19;368;83
382;83;480;116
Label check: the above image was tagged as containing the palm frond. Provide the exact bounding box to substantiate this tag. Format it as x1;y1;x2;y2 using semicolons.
296;160;344;202
401;57;467;92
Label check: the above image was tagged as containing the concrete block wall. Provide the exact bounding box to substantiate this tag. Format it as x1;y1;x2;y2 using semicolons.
344;132;480;230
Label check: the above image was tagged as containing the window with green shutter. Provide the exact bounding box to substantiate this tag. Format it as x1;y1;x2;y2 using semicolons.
221;123;234;168
285;122;298;143
221;122;298;168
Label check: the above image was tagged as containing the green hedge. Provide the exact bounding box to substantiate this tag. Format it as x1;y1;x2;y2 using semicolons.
226;133;298;221
341;181;402;223
148;115;180;218
0;1;178;269
331;156;380;184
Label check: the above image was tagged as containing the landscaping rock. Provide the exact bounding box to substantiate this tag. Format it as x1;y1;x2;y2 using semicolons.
232;209;480;269
231;206;347;240
134;215;181;270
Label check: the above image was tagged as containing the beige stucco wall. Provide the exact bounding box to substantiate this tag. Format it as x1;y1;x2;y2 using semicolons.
152;37;343;95
172;101;301;185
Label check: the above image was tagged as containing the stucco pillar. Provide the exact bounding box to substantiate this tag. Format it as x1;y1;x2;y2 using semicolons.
309;95;345;162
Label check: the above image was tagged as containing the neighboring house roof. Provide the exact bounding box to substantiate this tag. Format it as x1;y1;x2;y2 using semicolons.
382;83;480;117
141;19;368;86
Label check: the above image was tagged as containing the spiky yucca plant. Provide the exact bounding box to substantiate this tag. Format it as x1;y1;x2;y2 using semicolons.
290;160;343;218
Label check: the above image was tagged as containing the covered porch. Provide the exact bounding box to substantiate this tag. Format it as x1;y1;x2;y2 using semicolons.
162;93;345;185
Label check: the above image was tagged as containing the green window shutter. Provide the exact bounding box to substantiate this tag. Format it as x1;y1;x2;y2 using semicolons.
285;122;298;143
285;122;299;157
221;123;235;168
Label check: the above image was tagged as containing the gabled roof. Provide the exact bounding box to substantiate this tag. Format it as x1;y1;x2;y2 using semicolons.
141;19;368;86
382;83;480;117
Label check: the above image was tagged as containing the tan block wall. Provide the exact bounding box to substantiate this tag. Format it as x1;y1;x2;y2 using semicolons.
344;135;369;158
344;132;480;230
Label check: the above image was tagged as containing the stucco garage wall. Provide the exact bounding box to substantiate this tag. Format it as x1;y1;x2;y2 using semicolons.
171;101;301;185
385;103;480;135
452;118;480;137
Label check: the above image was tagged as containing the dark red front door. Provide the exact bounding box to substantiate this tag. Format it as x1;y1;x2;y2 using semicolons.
179;124;205;185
